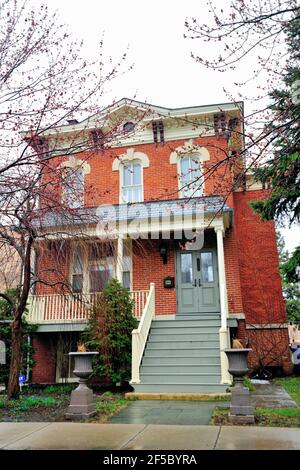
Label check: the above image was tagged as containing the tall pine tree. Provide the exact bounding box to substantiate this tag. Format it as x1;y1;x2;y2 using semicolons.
252;17;300;281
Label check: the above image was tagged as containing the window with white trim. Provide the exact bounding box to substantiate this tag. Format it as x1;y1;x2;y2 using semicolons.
62;166;84;208
88;244;114;293
122;240;132;289
179;155;203;198
122;162;143;203
71;248;84;293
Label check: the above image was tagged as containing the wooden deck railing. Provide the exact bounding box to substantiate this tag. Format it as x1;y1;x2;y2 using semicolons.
26;289;149;324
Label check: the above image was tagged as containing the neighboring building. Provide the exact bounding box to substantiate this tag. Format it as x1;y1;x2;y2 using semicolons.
26;98;291;390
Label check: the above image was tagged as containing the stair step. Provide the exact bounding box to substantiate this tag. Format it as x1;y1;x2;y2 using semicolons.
142;355;221;365
151;325;220;333
133;383;228;393
153;319;221;327
140;364;221;374
175;315;220;321
141;373;221;384
145;347;220;357
149;332;218;341
147;340;219;349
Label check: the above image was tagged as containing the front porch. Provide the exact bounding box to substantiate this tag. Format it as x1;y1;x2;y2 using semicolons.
26;289;149;331
29;195;235;390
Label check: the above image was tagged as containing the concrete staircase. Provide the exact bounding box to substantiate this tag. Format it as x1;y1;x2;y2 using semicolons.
133;314;228;393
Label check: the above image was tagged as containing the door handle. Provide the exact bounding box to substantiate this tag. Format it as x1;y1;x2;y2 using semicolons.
198;279;201;287
197;258;200;271
194;279;197;287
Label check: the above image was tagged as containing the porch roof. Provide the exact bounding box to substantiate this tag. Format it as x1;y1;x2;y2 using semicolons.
35;196;233;231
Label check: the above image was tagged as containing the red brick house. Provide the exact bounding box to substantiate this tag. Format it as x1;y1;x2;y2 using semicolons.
27;98;291;391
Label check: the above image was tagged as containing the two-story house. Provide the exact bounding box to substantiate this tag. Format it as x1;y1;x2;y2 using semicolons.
26;98;291;392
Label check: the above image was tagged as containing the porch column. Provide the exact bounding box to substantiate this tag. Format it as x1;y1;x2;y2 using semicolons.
215;226;231;384
116;236;123;283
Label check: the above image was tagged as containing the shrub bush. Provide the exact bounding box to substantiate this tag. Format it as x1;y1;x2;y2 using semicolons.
84;278;138;385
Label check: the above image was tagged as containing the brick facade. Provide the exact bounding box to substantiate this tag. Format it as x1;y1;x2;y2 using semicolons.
30;102;291;382
234;190;286;324
31;334;56;383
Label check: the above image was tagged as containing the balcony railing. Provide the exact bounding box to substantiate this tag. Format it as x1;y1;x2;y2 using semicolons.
26;289;149;324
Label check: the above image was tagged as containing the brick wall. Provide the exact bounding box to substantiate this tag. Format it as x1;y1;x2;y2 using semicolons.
35;241;70;295
132;239;176;315
247;327;292;374
233;190;286;324
68;136;233;207
31;334;57;383
224;227;244;314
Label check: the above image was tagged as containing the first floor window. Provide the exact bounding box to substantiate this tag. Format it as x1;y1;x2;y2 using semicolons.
122;240;132;289
71;248;83;293
122;162;143;203
88;243;114;292
89;262;114;292
180;155;203;198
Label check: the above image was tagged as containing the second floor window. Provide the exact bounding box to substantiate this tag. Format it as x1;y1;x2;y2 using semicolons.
62;167;84;208
179;155;203;198
122;162;143;203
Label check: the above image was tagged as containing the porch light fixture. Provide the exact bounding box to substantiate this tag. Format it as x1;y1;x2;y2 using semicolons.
159;242;168;264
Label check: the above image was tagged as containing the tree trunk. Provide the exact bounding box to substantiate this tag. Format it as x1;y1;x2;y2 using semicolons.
7;318;22;400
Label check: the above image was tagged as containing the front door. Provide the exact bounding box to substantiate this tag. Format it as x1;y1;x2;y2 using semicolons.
176;249;220;314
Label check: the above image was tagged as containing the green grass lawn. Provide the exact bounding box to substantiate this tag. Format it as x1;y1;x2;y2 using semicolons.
211;376;300;427
0;388;130;422
92;392;130;423
274;377;300;405
211;406;300;427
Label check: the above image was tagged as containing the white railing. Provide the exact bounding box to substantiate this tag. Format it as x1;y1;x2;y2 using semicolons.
130;282;155;384
26;289;149;324
130;290;149;319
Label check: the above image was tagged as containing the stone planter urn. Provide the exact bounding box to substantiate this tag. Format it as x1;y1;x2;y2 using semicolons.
225;348;254;424
65;351;99;420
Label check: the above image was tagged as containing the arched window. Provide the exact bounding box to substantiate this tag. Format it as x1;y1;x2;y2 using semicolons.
62;166;84;208
179;155;203;198
123;122;135;134
122;162;143;203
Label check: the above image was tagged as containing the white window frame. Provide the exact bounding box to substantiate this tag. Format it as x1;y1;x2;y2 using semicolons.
62;166;84;209
169;141;210;199
69;243;119;294
179;154;204;198
112;148;149;203
121;161;144;203
59;156;90;208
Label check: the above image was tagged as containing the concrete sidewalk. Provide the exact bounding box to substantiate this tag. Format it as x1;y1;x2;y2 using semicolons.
0;422;299;450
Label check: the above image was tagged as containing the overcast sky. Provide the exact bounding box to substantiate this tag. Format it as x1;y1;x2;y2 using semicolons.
33;0;299;252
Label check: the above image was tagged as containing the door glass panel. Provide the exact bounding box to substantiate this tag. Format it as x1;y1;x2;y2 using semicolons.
201;252;214;282
181;253;193;283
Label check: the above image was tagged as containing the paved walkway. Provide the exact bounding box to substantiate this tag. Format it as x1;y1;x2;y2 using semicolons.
0;422;300;450
109;400;222;425
250;383;298;408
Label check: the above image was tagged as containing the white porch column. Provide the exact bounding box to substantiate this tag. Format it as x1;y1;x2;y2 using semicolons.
116;236;123;283
215;226;231;384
